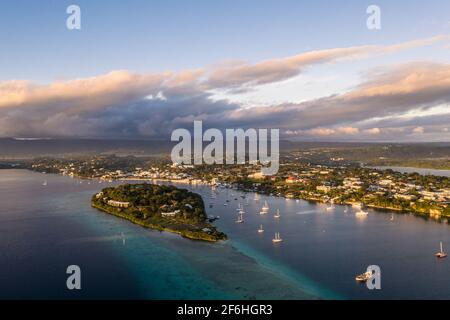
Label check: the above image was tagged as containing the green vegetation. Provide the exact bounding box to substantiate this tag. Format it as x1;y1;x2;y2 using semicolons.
91;184;226;242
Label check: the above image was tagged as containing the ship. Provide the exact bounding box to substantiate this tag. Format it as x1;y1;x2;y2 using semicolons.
272;232;283;243
235;211;244;224
356;209;368;217
355;271;371;282
435;241;448;258
274;209;281;219
259;201;270;215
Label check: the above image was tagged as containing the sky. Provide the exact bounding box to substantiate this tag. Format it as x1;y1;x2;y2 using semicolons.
1;0;450;141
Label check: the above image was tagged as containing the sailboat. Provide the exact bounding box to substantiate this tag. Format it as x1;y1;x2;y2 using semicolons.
236;203;243;211
258;224;264;233
272;232;283;243
235;211;244;223
390;214;395;221
435;242;448;258
355;271;371;282
356;209;368;217
274;209;281;219
42;180;47;186
254;193;260;201
260;201;270;215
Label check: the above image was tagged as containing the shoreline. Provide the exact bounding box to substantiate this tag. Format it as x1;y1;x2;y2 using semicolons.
22;168;450;223
91;203;226;243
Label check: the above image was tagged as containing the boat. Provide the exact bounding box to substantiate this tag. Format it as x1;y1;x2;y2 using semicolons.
42;180;47;186
274;209;281;219
356;209;368;217
258;224;264;233
259;201;270;215
236;203;243;211
121;232;126;246
326;205;335;211
235;211;244;223
435;242;448;258
272;232;283;243
254;193;260;201
390;214;394;221
355;271;371;282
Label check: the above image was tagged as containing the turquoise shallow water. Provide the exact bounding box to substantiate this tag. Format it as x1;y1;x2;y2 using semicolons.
2;169;450;299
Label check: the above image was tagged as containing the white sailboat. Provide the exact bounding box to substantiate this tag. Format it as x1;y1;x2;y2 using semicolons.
259;201;270;215
235;211;244;223
254;193;260;201
42;180;47;186
258;224;264;233
274;209;281;219
390;214;395;221
435;241;448;258
355;271;371;282
121;232;126;246
356;209;368;217
272;232;283;243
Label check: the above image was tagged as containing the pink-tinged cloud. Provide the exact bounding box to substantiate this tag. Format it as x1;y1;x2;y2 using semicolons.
1;36;450;140
204;35;449;91
413;126;425;134
364;128;381;135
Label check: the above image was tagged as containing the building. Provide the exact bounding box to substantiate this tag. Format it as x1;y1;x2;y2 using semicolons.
316;185;331;193
285;176;297;184
107;200;130;208
161;210;180;217
394;194;417;201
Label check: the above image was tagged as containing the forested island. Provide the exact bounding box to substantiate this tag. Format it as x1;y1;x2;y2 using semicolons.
91;184;226;242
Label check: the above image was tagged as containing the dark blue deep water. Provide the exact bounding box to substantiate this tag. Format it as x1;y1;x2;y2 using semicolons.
1;169;450;299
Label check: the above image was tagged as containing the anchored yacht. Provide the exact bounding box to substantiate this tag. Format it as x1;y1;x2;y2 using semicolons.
272;232;283;243
435;242;448;258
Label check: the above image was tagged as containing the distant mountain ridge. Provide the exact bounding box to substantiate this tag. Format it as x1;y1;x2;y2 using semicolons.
1;138;449;160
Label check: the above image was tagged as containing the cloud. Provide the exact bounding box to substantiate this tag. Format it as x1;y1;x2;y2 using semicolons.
1;36;450;141
363;128;381;135
203;35;449;91
413;126;425;134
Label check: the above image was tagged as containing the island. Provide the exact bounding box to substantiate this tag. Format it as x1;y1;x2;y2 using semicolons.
91;183;227;242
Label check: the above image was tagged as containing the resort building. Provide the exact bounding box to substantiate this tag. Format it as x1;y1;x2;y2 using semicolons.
107;200;130;208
